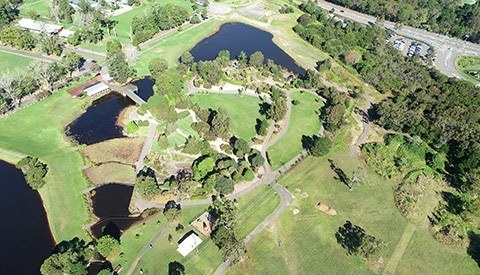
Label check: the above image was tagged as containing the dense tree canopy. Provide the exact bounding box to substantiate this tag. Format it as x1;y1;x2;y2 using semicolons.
96;235;119;257
106;40;136;84
16;156;48;190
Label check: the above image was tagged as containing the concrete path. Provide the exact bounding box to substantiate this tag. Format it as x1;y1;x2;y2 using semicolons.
0;46;59;63
127;222;169;275
135;120;159;173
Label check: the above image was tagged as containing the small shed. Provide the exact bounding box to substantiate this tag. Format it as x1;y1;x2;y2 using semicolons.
84;82;109;97
177;232;202;257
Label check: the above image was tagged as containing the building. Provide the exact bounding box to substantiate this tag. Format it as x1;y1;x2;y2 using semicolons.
177;232;202;257
17;18;63;34
84;82;110;97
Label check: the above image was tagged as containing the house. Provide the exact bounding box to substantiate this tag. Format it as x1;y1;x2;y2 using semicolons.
190;211;215;237
17;18;63;34
177;232;202;257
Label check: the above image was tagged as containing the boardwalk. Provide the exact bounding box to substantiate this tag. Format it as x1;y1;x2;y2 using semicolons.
107;83;146;105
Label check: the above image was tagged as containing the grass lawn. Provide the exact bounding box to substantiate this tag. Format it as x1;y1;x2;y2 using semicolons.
84;162;136;185
176;115;199;139
80;137;144;165
130;184;280;274
231;137;478;274
0;51;34;71
0;84;93;241
191;93;263;142
455;56;480;85
267;91;323;170
19;0;51;18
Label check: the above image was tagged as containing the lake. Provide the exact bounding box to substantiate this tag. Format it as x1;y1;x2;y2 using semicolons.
90;184;141;239
189;22;306;75
0;160;55;274
67;78;154;145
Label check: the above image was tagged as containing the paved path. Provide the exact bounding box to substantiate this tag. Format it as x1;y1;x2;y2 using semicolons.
0;46;59;63
317;0;480;79
64;46;106;60
127;222;169;275
135;120;159;173
383;223;416;275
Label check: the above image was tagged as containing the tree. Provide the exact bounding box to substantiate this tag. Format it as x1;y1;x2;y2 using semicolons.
106;40;135;84
135;172;160;199
168;261;185;275
39;35;63;56
0;71;22;108
193;156;216;180
96;235;119;257
148;57;169;78
16;156;49;190
249;51;264;67
215;175;235;195
30;61;64;93
344;50;361;66
41;238;91;275
0;0;18;26
52;0;75;23
0;27;36;50
180;51;194;65
335;221;386;259
316;58;332;72
232;137;250;158
310;135;332;157
255;118;269;136
62;52;83;76
267;98;287;122
248;152;265;168
190;14;201;24
164;207;182;222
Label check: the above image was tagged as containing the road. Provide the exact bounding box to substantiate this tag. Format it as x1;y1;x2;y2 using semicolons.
316;0;480;79
0;46;59;63
64;46;107;60
127;222;169;275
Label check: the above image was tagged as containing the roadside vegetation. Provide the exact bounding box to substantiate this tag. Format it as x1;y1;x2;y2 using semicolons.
456;56;480;85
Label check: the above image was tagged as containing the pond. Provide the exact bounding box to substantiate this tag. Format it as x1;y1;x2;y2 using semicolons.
189;22;306;75
67;78;154;145
90;184;141;239
0;160;55;274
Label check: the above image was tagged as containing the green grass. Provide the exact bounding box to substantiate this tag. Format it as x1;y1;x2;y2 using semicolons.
176;115;199;139
191;93;263;141
231;138;478;274
0;83;92;241
455;56;480;85
19;0;51;18
168;131;188;147
267;91;323;170
130;184;280;273
0;51;34;71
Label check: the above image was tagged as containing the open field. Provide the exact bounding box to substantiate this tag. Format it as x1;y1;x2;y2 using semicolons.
191;93;263;141
267;91;323;170
84;162;136;185
455;56;480;85
80;137;144;165
0;83;92;241
19;0;51;18
230;137;479;274
0;51;34;71
130;184;280;273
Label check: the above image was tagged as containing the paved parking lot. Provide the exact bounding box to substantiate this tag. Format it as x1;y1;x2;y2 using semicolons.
387;34;432;59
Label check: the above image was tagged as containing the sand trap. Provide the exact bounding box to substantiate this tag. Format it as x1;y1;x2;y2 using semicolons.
316;202;337;216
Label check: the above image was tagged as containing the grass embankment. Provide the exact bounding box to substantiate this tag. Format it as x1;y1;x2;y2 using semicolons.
124;184;280;273
267;91;323;170
191;93;263;141
0;87;91;241
84;163;136;185
231;134;479;274
80;137;144;165
0;51;34;71
455;56;480;85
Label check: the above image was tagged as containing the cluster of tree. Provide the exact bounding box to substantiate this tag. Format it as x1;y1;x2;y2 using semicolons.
295;1;480;249
106;40;136;84
192;107;230;140
0;26;35;50
135;168;161;199
16;156;48;189
40;238;94;275
163;201;182;222
191;142;263;195
52;0;75;23
257;86;287;122
132;4;189;44
0;0;19;27
302;134;332;157
209;197;246;263
317;87;348;132
96;235;119;258
326;0;480;43
335;221;386;259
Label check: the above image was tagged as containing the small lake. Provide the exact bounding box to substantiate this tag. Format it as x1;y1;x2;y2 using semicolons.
0;160;55;274
90;184;140;239
189;22;306;75
67;78;154;145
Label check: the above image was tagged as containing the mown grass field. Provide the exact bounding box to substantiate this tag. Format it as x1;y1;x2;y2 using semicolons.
191;93;263;142
455;56;480;85
129;184;280;273
231;135;479;274
0;84;92;241
0;51;34;71
19;0;51;18
267;91;323;170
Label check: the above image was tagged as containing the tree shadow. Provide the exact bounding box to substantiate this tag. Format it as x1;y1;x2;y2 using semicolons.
301;135;315;151
468;232;480;267
168;261;185;275
328;159;350;188
441;191;465;215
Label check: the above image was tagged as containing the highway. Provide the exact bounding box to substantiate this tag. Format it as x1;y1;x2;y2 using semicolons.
316;0;480;79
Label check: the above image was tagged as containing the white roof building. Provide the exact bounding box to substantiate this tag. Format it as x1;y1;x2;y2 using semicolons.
177;232;202;257
84;82;109;97
58;29;75;38
17;18;63;34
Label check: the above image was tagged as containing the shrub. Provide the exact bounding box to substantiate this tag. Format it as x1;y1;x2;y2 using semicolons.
96;235;119;257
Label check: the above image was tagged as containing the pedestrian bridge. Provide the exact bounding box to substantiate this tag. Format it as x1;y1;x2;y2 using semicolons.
108;83;146;105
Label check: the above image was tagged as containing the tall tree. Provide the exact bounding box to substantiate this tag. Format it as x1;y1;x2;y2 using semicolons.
106;40;135;84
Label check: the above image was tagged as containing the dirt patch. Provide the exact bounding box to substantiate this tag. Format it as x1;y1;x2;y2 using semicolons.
84;162;136;185
315;202;337;216
81;137;144;165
